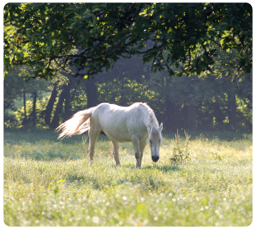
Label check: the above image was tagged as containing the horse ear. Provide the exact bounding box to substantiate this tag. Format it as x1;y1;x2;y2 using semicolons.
158;122;163;132
147;125;151;133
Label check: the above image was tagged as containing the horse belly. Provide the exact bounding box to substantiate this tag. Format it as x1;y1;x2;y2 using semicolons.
102;122;131;142
103;122;148;143
106;132;131;142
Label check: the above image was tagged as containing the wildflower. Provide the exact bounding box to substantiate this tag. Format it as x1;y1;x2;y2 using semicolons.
92;216;99;224
168;192;173;196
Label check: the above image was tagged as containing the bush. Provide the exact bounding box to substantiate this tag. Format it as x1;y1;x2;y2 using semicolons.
170;130;191;163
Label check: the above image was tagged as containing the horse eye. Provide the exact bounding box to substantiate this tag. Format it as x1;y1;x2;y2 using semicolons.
149;140;152;144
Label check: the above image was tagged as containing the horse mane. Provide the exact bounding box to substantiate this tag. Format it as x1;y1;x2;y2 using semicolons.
138;103;158;128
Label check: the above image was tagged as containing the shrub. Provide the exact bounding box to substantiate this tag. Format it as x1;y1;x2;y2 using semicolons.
170;130;191;163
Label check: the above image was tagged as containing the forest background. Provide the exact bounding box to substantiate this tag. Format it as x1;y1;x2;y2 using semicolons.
4;3;252;134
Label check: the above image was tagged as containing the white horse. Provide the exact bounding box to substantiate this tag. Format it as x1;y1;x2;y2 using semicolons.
57;102;163;168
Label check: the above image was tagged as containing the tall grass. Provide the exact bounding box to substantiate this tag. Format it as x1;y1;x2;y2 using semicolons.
4;129;252;226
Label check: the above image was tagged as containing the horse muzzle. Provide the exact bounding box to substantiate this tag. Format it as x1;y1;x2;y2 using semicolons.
152;155;159;162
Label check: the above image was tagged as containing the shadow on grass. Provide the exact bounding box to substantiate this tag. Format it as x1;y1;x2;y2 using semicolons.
143;164;180;172
65;163;180;191
122;163;180;172
65;174;167;191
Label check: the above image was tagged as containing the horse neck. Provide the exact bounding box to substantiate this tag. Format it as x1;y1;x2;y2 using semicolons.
139;103;159;128
147;109;158;128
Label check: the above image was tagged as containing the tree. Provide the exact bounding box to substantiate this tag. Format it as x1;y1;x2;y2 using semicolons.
4;3;252;81
4;66;51;128
4;69;25;127
44;82;58;126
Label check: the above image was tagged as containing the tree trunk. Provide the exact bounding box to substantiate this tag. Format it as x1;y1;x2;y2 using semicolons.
85;78;98;108
60;67;98;109
32;92;37;127
23;91;27;123
213;100;224;130
183;102;196;130
64;82;72;121
45;83;58;126
50;85;67;129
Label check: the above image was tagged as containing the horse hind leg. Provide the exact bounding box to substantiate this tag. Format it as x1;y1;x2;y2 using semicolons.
88;127;100;165
132;134;141;168
112;141;120;166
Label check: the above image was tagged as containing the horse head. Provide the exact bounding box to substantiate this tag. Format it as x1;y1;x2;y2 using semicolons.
147;122;163;162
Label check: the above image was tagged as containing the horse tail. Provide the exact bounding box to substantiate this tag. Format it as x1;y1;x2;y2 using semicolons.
56;107;94;139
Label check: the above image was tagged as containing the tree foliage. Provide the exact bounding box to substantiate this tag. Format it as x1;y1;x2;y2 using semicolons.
4;3;252;80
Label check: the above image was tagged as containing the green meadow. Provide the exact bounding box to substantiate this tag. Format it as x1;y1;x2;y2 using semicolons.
4;129;252;226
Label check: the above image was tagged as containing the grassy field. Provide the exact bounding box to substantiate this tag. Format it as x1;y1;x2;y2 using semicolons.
4;129;252;226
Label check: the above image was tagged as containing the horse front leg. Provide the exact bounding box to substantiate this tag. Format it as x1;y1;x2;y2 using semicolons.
112;141;120;166
139;139;147;167
132;134;141;168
